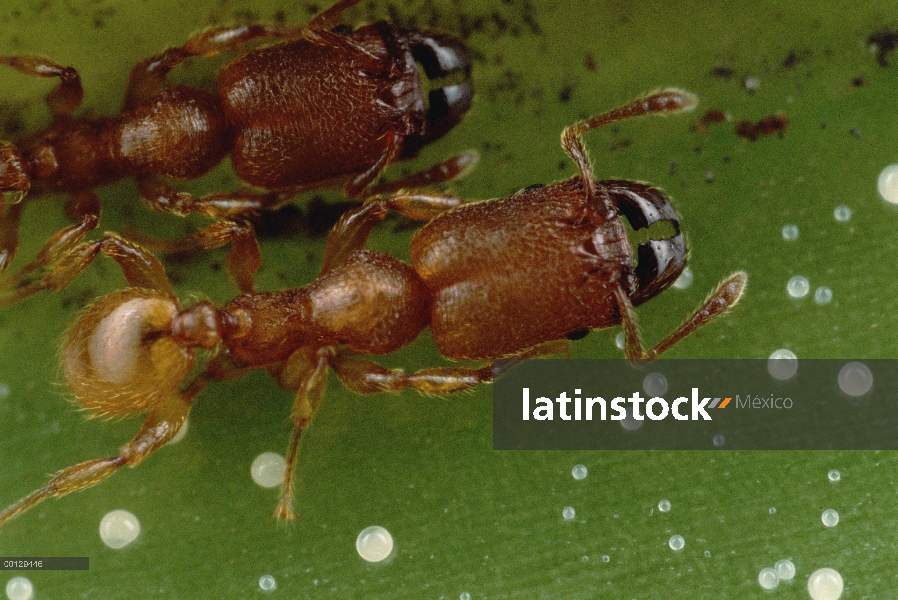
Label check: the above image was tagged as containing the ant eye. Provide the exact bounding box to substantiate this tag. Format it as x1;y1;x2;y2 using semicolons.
63;289;194;416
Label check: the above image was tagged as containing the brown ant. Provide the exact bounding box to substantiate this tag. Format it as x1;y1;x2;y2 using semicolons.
0;0;474;305
0;89;746;526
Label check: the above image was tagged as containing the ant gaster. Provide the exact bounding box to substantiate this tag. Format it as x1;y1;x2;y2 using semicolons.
0;89;746;526
0;0;473;304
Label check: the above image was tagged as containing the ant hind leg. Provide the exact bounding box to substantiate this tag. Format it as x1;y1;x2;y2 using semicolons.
0;391;191;527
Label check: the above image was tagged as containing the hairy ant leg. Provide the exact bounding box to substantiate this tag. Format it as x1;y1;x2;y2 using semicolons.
266;346;333;521
561;89;697;219
125;24;305;108
614;272;746;362
362;150;479;197
0;54;83;118
0;192;100;305
321;189;462;273
0;225;182;306
0;388;194;528
132;219;261;294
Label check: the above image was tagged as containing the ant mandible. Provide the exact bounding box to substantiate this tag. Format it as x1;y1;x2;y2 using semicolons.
0;89;746;526
0;0;473;305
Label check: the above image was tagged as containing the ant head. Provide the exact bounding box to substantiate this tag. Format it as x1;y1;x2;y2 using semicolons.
0;141;29;202
606;181;687;306
63;288;196;417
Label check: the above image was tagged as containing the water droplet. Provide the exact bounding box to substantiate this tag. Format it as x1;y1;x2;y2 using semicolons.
814;287;833;305
167;416;189;445
807;567;843;600
769;507;777;515
828;469;841;483
658;499;671;513
614;331;625;350
99;509;141;549
672;267;693;289
713;434;725;447
775;559;796;581
821;508;839;527
703;550;711;558
0;383;10;400
744;76;761;91
787;275;810;298
571;464;587;481
643;372;668;396
356;526;394;562
838;361;873;396
259;575;277;592
833;205;851;222
460;593;472;600
5;577;33;600
758;567;779;590
251;452;286;488
877;164;898;204
768;349;798;380
562;507;576;520
668;535;685;551
602;555;610;563
782;224;799;241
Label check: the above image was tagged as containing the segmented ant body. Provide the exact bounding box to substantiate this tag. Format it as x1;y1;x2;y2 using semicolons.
0;90;745;526
0;0;473;304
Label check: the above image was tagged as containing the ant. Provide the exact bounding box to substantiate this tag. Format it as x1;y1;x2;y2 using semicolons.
0;0;473;305
0;89;746;526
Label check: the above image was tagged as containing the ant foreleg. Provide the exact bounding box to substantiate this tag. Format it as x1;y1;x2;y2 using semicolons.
321;189;462;273
614;271;747;362
561;89;697;218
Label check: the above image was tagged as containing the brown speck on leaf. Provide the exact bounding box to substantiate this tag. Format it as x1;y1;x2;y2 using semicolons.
736;113;789;141
710;65;735;79
584;53;597;71
868;28;898;67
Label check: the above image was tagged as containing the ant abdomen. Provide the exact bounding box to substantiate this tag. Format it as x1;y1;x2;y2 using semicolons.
63;288;195;417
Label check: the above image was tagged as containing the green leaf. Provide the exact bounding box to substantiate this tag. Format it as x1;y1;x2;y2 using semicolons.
0;0;895;597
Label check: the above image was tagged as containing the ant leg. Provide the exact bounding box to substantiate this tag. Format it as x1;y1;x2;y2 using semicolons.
0;55;83;116
132;220;261;294
307;0;364;31
332;354;495;395
0;227;177;306
138;175;290;218
0;199;25;274
272;346;333;521
362;150;480;197
332;338;569;395
321;189;462;273
0;192;100;305
560;89;697;218
125;24;303;107
614;271;747;361
0;391;191;527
